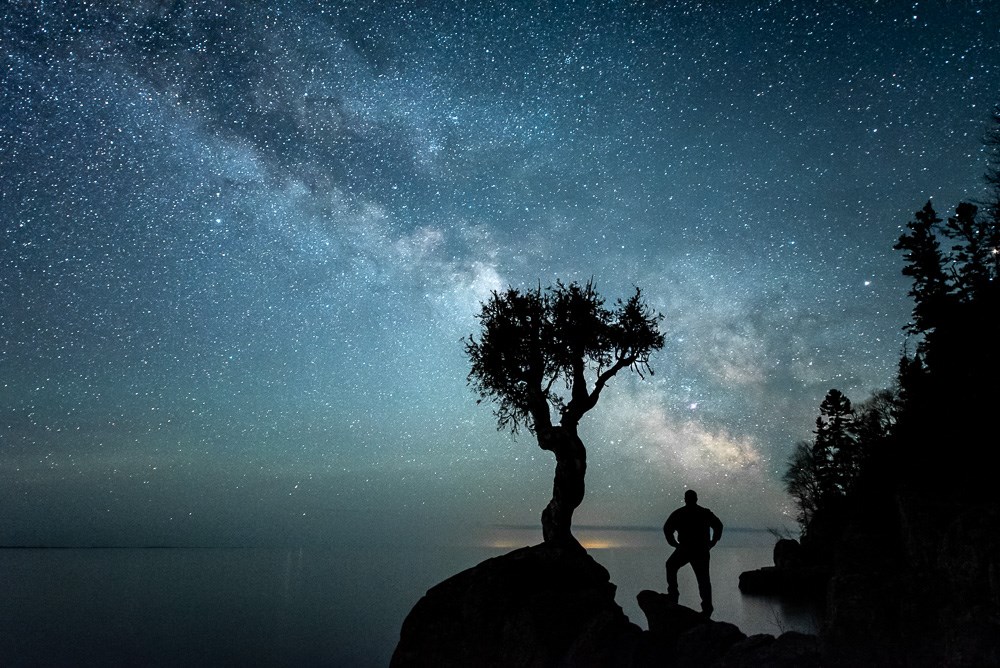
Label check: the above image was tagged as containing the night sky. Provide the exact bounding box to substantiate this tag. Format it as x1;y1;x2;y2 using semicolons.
3;1;998;548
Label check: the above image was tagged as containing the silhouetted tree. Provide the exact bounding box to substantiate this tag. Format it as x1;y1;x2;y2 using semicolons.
816;389;859;497
984;105;1000;223
894;201;950;340
895;109;1000;372
944;202;994;299
465;280;664;544
882;109;1000;510
776;110;1000;665
892;197;1000;386
852;389;897;460
784;387;897;535
783;439;823;529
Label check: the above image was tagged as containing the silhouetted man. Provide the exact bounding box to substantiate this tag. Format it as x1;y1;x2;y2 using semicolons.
663;489;723;615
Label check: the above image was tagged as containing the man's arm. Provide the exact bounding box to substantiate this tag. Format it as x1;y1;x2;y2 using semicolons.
663;512;679;548
709;511;723;548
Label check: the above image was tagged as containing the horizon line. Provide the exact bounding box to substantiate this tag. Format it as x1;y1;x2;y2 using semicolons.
0;526;792;550
488;524;784;533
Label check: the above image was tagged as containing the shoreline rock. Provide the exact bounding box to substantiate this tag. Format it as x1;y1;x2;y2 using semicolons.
737;565;829;597
392;543;822;667
737;538;829;598
390;542;641;667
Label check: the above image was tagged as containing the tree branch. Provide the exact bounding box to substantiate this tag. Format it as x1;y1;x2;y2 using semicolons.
561;356;633;426
592;357;632;402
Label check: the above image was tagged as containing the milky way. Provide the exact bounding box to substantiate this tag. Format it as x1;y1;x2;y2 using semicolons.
2;1;998;546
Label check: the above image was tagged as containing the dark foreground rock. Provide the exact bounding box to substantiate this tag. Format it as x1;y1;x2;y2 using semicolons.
637;590;822;668
390;542;641;667
715;632;823;668
822;499;1000;667
392;544;823;667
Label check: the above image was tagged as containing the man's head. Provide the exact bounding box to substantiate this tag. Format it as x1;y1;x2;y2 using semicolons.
684;489;698;505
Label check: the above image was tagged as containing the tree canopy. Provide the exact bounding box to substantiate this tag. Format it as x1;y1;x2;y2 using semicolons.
465;280;664;436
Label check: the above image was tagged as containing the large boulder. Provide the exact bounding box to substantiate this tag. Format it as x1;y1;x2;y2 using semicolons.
636;590;746;665
738;539;828;597
636;590;706;640
390;542;641;667
773;539;802;569
737;565;827;597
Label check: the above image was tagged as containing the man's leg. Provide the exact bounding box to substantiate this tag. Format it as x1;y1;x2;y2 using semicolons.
691;551;713;615
665;548;689;603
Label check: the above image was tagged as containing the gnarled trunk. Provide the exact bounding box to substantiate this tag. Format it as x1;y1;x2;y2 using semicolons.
538;427;587;545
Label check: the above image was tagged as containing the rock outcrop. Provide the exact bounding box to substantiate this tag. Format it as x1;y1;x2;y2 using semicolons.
737;538;828;597
636;590;822;668
390;542;641;667
392;543;824;667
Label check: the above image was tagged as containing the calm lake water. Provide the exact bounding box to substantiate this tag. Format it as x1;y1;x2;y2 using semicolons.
0;529;818;667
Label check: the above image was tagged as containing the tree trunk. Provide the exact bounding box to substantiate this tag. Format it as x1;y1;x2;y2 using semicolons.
539;427;587;545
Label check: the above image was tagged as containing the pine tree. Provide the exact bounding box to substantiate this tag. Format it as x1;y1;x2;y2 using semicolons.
814;389;858;498
894;202;950;340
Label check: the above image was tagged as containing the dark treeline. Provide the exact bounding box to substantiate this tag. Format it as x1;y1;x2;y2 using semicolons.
781;108;1000;666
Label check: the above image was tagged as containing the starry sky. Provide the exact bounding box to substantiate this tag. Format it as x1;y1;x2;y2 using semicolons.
2;0;998;547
